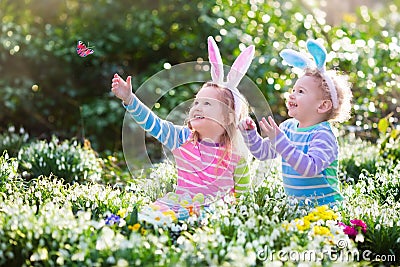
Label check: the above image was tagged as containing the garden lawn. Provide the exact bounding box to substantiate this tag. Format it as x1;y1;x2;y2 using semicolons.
0;137;399;266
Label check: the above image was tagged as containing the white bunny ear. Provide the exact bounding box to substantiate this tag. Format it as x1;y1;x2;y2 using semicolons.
226;45;255;89
208;36;224;84
279;49;313;69
306;39;327;70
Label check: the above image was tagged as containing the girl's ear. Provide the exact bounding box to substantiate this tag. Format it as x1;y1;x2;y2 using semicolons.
317;99;333;114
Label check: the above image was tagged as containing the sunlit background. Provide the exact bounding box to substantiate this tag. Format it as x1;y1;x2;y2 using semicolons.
1;1;400;266
1;0;399;153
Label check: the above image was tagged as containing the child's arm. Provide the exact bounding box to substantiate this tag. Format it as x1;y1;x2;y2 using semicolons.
233;157;250;198
111;74;190;150
272;129;337;177
238;117;278;160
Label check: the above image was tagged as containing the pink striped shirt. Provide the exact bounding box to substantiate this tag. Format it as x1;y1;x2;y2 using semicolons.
173;137;241;199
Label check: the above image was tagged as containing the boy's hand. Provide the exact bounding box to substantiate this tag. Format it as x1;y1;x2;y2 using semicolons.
238;117;256;131
111;73;134;105
259;116;281;140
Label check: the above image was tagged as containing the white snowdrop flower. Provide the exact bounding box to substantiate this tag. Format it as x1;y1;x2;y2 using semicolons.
181;223;187;231
245;242;253;250
273;206;280;213
245;217;256;229
244;250;257;266
232;217;242;227
270;228;280;241
259;235;266;244
252;239;259;248
223;216;230;226
176;236;186;245
115;259;129;267
229;206;237;215
220;208;229;217
187;216;196;225
253;203;260;211
106;256;116;264
360;186;366;194
226;246;245;261
71;252;85;261
288;197;299;206
237;230;246;245
304;198;313;206
354;206;362;217
239;205;247;213
355;233;364;243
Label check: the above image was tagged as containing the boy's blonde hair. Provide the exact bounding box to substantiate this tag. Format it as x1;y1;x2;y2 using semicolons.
304;68;353;123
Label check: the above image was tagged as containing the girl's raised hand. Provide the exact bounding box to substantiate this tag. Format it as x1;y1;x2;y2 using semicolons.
111;73;134;105
259;116;281;140
238;117;256;131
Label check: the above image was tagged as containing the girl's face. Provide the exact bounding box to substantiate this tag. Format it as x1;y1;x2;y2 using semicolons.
286;75;326;127
188;85;233;142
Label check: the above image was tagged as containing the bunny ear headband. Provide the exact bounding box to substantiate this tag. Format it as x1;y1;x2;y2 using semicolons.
207;36;255;122
279;39;338;109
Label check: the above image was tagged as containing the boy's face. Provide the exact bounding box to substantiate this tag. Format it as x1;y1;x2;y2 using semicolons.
286;75;325;126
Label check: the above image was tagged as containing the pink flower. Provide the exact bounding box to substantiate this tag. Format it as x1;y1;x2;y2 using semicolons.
342;225;358;236
350;219;367;233
339;219;368;241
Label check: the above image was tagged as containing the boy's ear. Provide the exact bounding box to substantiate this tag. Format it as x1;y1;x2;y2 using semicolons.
318;100;333;114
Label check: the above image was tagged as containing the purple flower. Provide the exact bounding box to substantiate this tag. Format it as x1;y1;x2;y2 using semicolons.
105;213;121;226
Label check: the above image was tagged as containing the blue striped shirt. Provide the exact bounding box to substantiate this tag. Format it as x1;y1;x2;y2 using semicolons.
241;118;343;205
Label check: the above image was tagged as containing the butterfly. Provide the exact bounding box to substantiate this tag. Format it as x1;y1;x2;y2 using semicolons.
76;40;94;57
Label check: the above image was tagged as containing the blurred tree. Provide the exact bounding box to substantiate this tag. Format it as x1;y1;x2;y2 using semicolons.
0;0;399;152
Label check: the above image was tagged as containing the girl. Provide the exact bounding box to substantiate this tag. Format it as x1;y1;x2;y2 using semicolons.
111;37;254;208
239;39;352;206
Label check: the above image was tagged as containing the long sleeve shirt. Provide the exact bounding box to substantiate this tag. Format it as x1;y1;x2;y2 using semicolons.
124;96;250;199
241;118;343;205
